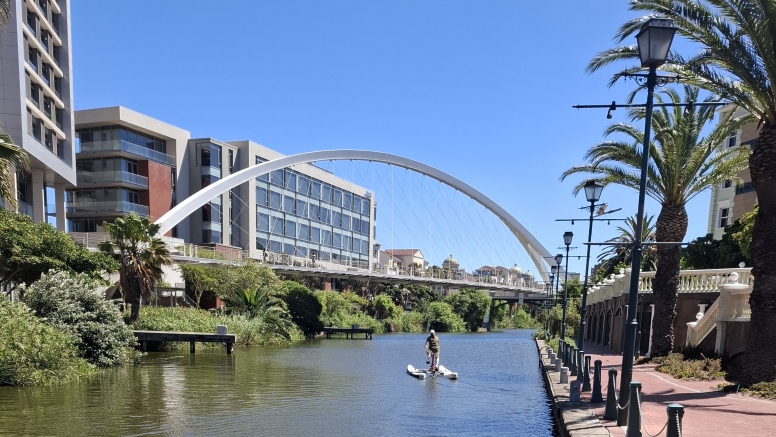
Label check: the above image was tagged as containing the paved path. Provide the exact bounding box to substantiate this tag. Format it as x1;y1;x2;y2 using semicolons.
580;343;776;437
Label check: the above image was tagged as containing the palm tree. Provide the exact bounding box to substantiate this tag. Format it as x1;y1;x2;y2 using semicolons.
586;0;776;385
597;214;658;277
0;133;29;210
562;86;750;357
98;214;171;322
223;287;295;340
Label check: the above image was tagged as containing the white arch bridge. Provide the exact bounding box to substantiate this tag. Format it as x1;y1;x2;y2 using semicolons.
155;150;559;299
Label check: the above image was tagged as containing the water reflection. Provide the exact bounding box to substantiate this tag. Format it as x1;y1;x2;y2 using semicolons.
0;329;554;436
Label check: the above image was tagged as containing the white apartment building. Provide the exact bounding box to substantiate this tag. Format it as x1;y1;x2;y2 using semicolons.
0;0;75;228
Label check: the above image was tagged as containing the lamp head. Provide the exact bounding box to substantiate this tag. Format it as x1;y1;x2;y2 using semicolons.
551;266;557;274
563;231;574;246
636;18;676;67
584;180;604;203
555;253;563;266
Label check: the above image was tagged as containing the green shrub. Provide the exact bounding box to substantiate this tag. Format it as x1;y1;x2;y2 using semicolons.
0;301;95;386
400;311;425;333
21;270;136;367
445;289;491;332
280;281;323;334
370;294;402;320
134;307;302;346
494;308;537;329
424;302;466;332
653;353;725;381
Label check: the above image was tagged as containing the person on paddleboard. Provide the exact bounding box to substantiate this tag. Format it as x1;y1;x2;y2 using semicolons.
424;329;440;371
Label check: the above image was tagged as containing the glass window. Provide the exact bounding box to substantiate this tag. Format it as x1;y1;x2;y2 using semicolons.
333;189;343;207
365;200;372;217
269;240;282;253
256;237;267;250
299;176;310;195
361;241;368;254
343;235;351;251
353;196;362;213
257;156;269;182
283;195;295;213
309;204;320;221
344;193;352;210
322;230;332;247
285;220;296;238
285;170;296;191
284;243;294;255
352;217;360;234
323;185;332;203
269;191;281;210
258;213;269;232
332;211;341;228
361;220;369;235
201;147;210;167
295;246;307;257
270;216;283;235
353;238;361;254
296;199;307;218
333;233;342;249
321;207;331;224
727;131;738;148
299;224;309;241
719;208;731;228
342;214;351;230
311;181;322;199
320;251;330;261
256;187;268;206
271;170;284;186
723;179;733;189
311;226;321;244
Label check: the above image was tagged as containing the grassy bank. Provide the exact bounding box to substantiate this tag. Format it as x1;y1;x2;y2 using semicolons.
133;307;303;347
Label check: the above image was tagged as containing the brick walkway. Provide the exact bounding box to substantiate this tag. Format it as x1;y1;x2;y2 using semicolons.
578;343;776;437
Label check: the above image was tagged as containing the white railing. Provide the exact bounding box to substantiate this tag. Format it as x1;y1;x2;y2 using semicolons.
685;272;753;349
686;299;719;347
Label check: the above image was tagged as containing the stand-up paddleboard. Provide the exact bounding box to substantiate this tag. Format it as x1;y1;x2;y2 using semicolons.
437;365;458;380
407;364;428;379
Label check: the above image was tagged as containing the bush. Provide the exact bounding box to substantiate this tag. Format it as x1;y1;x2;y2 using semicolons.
134;307;302;346
445;289;491;332
0;301;95;386
424;302;466;333
400;311;425;333
21;270;136;367
280;281;323;334
535;304;579;339
370;294;402;320
653;353;725;381
494;308;537;329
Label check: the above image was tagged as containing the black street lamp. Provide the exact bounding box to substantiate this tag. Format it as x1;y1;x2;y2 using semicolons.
577;180;604;351
554;254;563;305
617;17;676;426
550;266;557;300
560;232;573;342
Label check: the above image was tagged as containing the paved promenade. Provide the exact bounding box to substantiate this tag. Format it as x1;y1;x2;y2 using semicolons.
581;343;776;437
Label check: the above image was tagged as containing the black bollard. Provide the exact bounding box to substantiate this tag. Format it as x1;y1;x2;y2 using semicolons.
603;368;617;419
626;382;642;436
560;340;566;365
583;355;592;392
666;404;684;437
576;351;585;383
570;347;578;376
591;360;603;402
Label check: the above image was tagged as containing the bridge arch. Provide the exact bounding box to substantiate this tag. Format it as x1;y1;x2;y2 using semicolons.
155;150;554;275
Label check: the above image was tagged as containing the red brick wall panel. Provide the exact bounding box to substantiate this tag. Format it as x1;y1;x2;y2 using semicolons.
138;161;173;235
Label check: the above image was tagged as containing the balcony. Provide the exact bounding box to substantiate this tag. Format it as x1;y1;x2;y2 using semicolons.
76;170;149;188
77;140;176;166
27;58;38;74
26;21;36;36
66;201;149;216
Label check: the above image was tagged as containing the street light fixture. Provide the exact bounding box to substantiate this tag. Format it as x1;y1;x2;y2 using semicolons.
554;254;563;303
577;180;604;352
618;17;677;427
560;232;573;342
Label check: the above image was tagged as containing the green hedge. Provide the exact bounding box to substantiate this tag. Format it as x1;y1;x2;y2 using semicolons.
133;307;302;346
0;301;95;386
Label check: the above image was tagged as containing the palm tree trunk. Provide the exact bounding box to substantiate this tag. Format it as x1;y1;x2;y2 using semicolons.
128;273;142;322
742;124;776;385
650;204;688;357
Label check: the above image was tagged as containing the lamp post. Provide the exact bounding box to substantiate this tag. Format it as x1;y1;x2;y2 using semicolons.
560;232;573;342
550;266;557;301
618;17;677;427
577;180;604;351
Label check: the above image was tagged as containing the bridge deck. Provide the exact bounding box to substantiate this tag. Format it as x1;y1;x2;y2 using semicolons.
133;330;237;354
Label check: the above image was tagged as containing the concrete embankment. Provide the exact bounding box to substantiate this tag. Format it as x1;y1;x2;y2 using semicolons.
536;339;610;437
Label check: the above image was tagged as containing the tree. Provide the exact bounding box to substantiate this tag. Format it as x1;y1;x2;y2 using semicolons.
681;221;747;270
98;214;172;322
732;204;757;260
0;209;116;294
564;278;583;300
445;289;491;332
369;294;402;320
223;287;295;340
280;281;323;335
586;0;776;385
180;265;219;309
215;261;282;305
423;301;465;333
562;86;750;357
597;214;657;277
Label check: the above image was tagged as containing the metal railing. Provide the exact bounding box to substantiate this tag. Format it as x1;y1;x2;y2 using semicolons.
66;201;149;216
78;140;176;166
76;170;149;188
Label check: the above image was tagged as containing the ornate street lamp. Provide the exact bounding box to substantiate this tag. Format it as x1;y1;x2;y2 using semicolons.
560;232;573;342
618;17;676;426
577;179;604;351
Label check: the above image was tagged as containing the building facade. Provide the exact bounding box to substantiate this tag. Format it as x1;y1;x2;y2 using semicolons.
707;105;758;239
70;107;190;237
0;0;75;228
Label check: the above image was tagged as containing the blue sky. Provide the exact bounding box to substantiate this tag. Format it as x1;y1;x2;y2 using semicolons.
70;1;716;277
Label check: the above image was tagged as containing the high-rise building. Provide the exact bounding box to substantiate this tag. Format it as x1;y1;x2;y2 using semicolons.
0;0;75;228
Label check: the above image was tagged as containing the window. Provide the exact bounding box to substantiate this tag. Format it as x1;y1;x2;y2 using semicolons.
256;187;268;206
283;195;295;213
256;156;269;181
719;207;731;228
285;170;296;191
256;237;267;250
343;235;351;251
31;117;42;141
299;224;309;241
322;230;332;247
364;200;371;216
309;203;320;221
296;199;307;218
126;160;138;174
321;207;331;224
727;131;738;148
283;243;294;255
269;191;281;210
343;193;352;210
295;246;307;257
311;181;322;199
333;233;342;249
342;214;351;230
30;82;40;104
323;185;332;203
258;213;269;232
332;211;341;228
299;176;310;195
269;240;282;253
333;189;343;206
352;217;360;234
270;170;284;186
26;11;36;35
270;216;283;235
361;220;369;235
311;226;321;244
723;179;733;189
228;150;234;174
285;220;296;238
203;230;221;244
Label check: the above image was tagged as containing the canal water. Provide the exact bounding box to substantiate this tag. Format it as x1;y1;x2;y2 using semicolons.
0;329;554;436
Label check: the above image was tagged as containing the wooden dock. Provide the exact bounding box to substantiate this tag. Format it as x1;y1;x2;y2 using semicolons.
133;330;237;354
321;327;373;339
